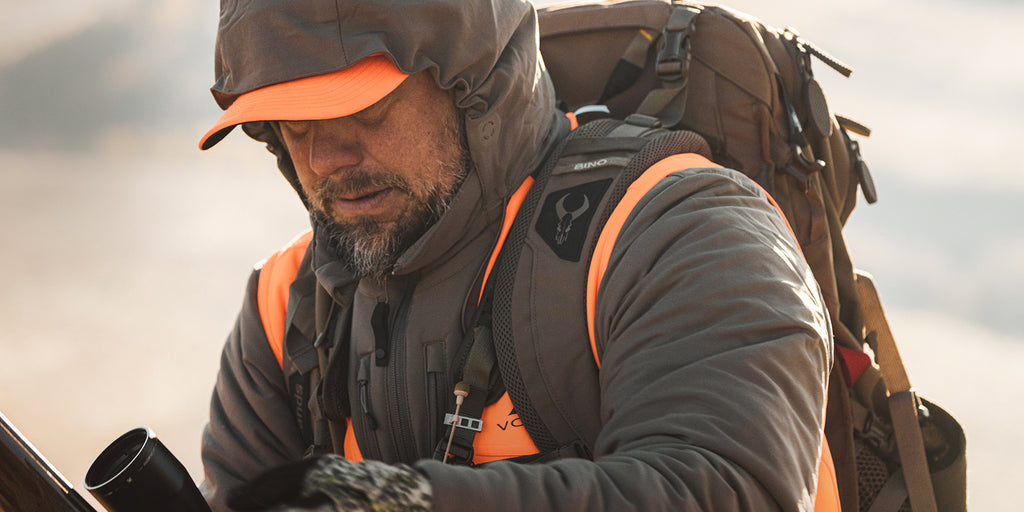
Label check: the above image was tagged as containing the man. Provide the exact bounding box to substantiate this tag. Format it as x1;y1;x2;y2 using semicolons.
198;0;834;510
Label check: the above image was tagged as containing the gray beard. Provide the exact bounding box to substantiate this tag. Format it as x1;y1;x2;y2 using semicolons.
311;161;470;282
312;188;448;281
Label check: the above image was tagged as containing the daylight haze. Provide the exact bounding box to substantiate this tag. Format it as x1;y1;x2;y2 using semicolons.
1;0;1020;509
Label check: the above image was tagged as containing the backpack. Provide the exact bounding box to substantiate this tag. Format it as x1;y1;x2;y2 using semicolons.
479;1;965;510
263;1;966;509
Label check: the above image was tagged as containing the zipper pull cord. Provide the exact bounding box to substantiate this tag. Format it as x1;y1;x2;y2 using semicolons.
442;382;471;464
372;301;390;367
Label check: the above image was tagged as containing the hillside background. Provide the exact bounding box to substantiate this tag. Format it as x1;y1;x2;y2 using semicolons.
2;0;1020;509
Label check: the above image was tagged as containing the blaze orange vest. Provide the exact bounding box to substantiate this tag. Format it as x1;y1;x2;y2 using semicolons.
254;154;839;509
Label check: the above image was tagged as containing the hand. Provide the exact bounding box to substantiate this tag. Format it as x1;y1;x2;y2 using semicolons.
227;455;432;511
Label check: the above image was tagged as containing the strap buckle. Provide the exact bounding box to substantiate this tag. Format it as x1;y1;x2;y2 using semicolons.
432;431;475;465
655;6;699;83
444;413;483;432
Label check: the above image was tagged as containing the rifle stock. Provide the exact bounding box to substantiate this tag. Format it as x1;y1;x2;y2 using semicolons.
0;411;96;512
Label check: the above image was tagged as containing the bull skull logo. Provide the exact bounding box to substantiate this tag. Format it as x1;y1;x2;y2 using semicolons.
554;192;590;245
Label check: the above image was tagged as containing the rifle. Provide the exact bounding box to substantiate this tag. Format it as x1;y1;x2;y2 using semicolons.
1;411;210;512
0;410;93;511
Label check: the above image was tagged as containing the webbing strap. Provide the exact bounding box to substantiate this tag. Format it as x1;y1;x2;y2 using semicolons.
866;470;909;512
462;323;497;392
434;177;535;464
635;4;700;129
856;271;938;512
439;315;499;464
597;28;656;104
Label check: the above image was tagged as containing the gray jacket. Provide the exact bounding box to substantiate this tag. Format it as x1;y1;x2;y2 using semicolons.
200;0;833;510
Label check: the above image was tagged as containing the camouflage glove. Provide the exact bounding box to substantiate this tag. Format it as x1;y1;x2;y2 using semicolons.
227;455;432;511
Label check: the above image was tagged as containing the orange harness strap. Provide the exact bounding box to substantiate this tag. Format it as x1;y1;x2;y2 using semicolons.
586;153;718;366
586;154;840;510
257;230;313;369
253;231;365;460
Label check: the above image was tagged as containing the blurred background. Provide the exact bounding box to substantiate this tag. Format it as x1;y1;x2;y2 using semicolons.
1;0;1019;509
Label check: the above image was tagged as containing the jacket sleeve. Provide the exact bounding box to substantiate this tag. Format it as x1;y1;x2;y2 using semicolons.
416;167;833;511
200;269;308;512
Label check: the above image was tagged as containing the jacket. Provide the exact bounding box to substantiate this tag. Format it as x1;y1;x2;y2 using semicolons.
200;0;833;510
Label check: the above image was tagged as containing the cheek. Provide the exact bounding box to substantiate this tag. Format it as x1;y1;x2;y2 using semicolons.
285;145;320;198
291;160;326;206
372;126;447;182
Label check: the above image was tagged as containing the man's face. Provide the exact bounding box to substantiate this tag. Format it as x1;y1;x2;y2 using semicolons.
279;72;469;279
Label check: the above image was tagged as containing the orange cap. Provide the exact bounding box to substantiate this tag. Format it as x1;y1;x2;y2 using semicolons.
199;54;409;150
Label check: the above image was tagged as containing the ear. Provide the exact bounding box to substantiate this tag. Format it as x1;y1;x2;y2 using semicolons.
242;120;311;209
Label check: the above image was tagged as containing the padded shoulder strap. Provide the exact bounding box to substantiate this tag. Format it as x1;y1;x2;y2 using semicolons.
586;152;718;366
256;230;314;368
584;155;840;511
586;153;803;365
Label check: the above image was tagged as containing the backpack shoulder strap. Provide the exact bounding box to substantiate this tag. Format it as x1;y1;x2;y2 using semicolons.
585;151;717;366
489;119;712;452
582;151;841;511
585;151;801;365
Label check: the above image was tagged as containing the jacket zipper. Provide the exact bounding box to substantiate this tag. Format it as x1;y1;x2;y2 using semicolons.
375;278;421;461
426;342;446;449
355;354;382;458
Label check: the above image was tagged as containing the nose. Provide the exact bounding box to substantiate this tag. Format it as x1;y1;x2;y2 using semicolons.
305;118;363;178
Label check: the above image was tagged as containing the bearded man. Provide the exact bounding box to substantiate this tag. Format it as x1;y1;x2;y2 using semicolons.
197;0;834;510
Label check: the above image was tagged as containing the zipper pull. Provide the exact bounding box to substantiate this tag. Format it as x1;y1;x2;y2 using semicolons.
372;301;390;367
359;379;380;430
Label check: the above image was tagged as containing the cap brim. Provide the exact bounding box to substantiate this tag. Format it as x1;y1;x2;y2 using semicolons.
199;54;409;150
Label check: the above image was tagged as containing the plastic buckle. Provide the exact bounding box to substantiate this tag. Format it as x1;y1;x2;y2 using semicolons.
432;435;475;465
858;409;896;458
655;6;699;83
624;113;662;128
656;33;687;82
444;413;483;432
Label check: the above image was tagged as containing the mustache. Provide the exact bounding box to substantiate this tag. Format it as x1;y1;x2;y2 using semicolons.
314;170;414;200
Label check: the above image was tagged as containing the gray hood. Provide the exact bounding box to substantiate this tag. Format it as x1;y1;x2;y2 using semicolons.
209;0;561;273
